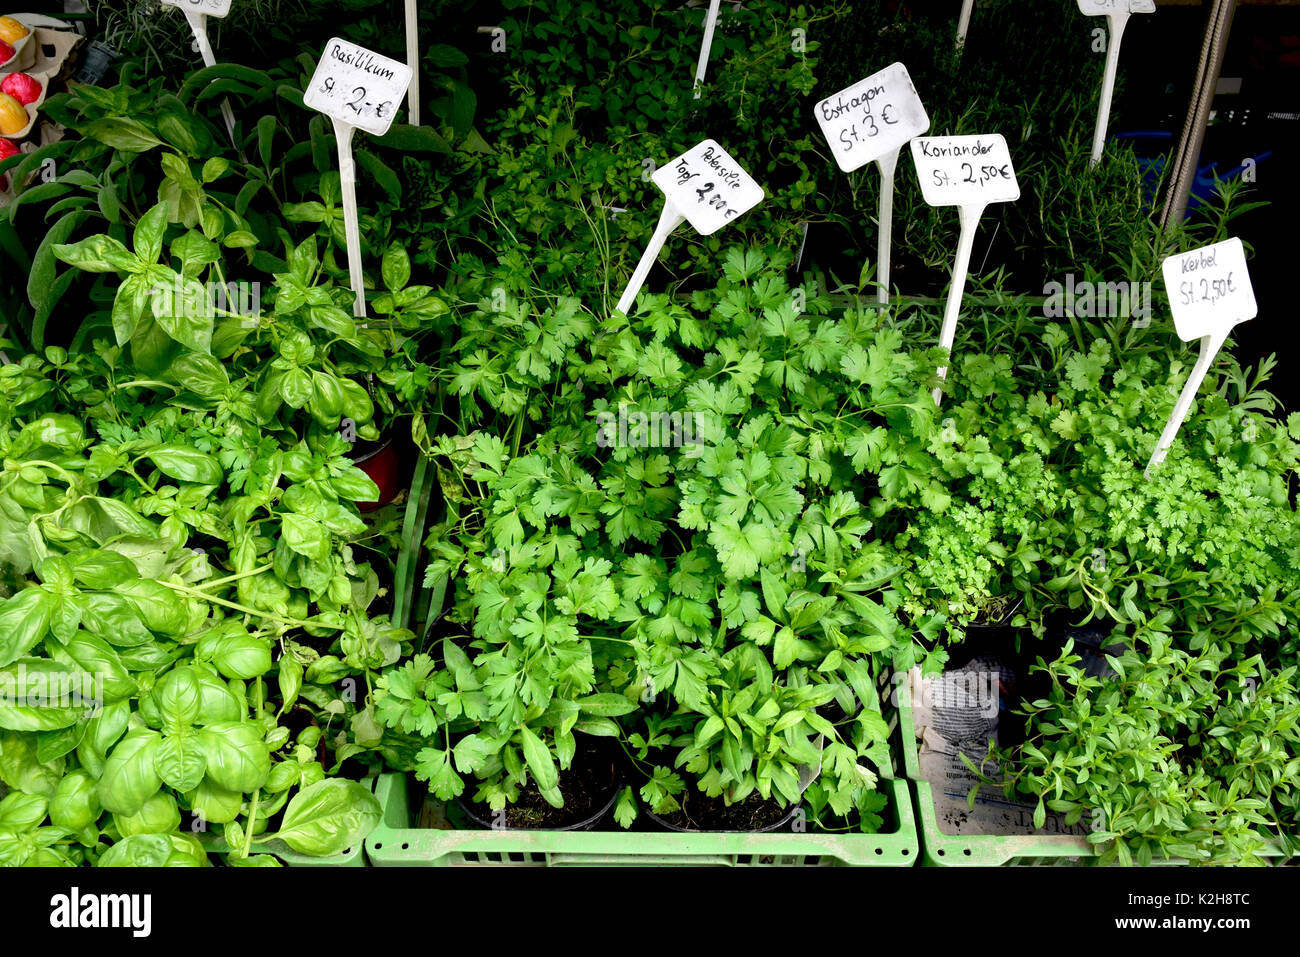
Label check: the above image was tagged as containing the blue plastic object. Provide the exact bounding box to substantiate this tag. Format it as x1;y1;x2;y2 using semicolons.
1109;130;1270;220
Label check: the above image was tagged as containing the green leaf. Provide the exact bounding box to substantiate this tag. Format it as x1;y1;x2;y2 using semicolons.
372;124;452;154
113;791;181;836
67;549;139;590
145;444;223;485
0;791;49;829
97;833;207;867
575;693;636;717
270;780;381;856
426;44;469;67
613;786;637;828
98;730;163;815
518;725;558;793
80;117;166;153
164;352;230;397
0;589;53;667
198;722;271;793
151;274;214;353
133;202;170;265
50;771;99;832
170;230;221;277
155;736;207;793
382;243;410;293
52;234;138;273
280;513;330;562
708;520;780;580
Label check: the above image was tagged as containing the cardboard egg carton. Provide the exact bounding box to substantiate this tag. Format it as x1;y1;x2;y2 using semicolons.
0;19;79;203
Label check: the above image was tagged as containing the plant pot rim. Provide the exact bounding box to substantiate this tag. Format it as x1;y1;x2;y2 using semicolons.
456;775;620;832
349;436;394;466
645;799;800;834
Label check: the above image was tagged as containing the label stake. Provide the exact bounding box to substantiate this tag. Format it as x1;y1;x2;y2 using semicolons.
909;133;1020;405
1145;237;1257;477
814;63;929;306
405;0;420;125
304;38;412;319
694;0;723;98
164;0;238;147
1077;1;1156;168
616;139;763;315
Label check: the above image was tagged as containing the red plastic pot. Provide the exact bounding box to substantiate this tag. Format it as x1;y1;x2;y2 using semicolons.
350;438;400;512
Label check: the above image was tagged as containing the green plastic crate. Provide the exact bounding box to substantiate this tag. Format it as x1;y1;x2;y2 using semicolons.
895;672;1289;866
364;654;918;866
364;771;917;866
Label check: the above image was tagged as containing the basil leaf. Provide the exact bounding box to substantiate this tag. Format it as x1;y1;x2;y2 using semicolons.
50;770;100;832
52;233;139;273
0;659;97;730
55;633;136;700
145;443;223;485
76;700;130;778
67;549;139;589
269;779;381;856
155;733;208;793
98;730;164;815
165;351;231;398
280;513;330;562
0;589;53;667
381;243;410;292
113;791;181;837
152;667;204;731
133;202;170;265
198;722;271;793
186;779;244;825
79;594;154;647
198;628;272;680
0;731;63;796
0;791;49;829
97;833;207;867
118;579;187;636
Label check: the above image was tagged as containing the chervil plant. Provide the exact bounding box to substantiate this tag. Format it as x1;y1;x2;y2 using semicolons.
905;321;1300;863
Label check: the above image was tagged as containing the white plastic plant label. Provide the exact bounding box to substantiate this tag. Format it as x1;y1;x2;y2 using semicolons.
1077;0;1155;15
161;0;233;16
910;134;1019;207
1161;237;1257;341
815;63;930;173
303;39;413;136
651;139;763;235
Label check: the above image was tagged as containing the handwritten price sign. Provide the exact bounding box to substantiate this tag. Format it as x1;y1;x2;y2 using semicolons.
161;0;232;15
1077;0;1155;14
651;139;763;235
1161;238;1257;341
910;134;1019;207
814;63;929;173
303;39;412;136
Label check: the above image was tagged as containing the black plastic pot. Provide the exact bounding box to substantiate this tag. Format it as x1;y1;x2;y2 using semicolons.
457;782;619;832
74;41;118;85
645;801;800;834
